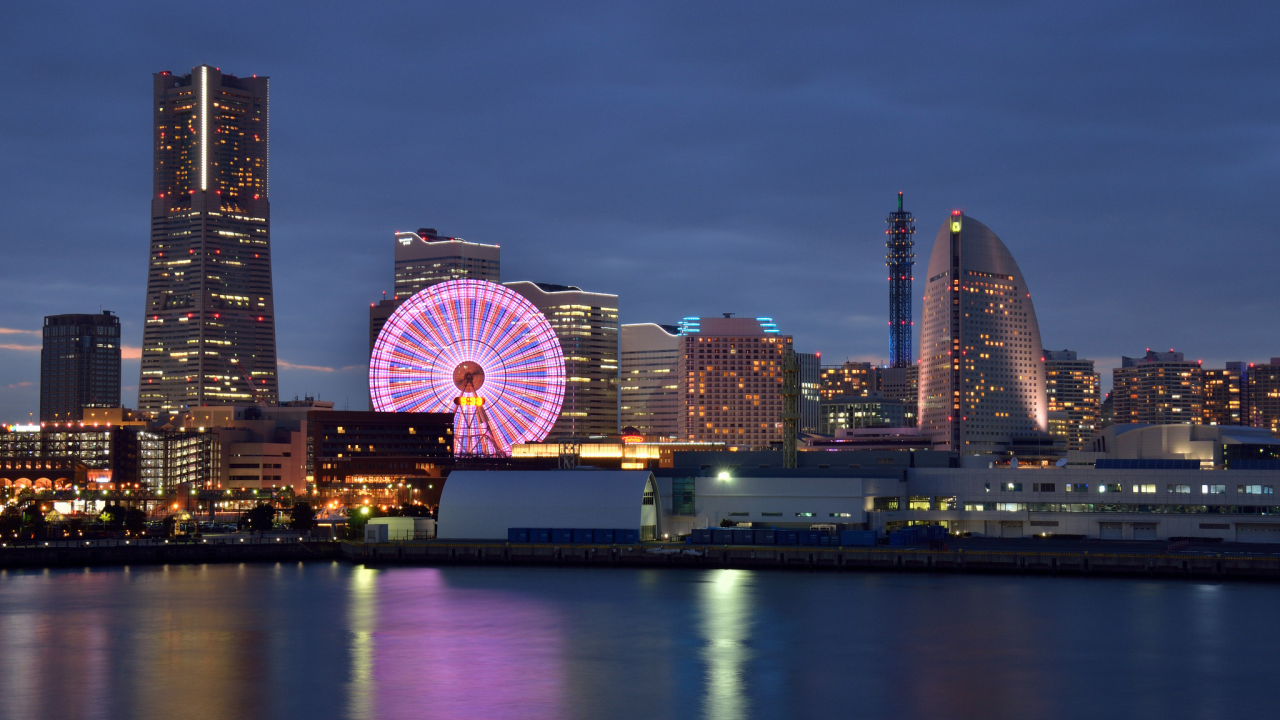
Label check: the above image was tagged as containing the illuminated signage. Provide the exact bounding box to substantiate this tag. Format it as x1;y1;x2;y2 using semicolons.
9;424;39;432
950;213;962;234
454;396;485;407
88;470;113;484
621;434;644;444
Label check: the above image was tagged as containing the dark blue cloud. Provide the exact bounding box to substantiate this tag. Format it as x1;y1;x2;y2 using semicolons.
1;1;1278;417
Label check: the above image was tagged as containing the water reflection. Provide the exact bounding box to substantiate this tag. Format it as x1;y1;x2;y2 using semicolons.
0;565;1278;720
699;570;752;720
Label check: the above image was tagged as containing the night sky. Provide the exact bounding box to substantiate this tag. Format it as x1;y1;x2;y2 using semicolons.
1;2;1277;421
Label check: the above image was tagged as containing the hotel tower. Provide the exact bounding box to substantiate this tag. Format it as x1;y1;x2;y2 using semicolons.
139;65;278;413
918;212;1046;452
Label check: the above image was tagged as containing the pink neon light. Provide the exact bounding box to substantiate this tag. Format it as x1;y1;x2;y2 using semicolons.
368;279;566;456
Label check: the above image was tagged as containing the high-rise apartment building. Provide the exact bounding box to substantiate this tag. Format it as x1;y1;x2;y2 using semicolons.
505;282;618;438
678;316;792;448
620;323;681;439
1043;349;1100;451
40;312;121;422
1203;362;1247;426
819;361;876;400
1248;359;1280;432
919;212;1047;452
368;228;501;356
140;66;277;413
1111;350;1203;425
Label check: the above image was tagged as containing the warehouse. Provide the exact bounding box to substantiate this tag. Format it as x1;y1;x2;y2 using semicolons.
437;470;662;540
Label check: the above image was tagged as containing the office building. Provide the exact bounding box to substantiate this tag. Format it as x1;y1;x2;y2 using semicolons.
1111;350;1203;425
308;411;453;508
878;365;919;427
798;352;821;434
1203;362;1247;426
140;66;278;413
885;191;917;369
1043;349;1100;451
505;282;619;437
919;212;1047;452
40;312;121;422
819;395;907;434
0;424;140;490
369;228;502;355
1248;359;1280;432
620;323;681;439
678;315;792;448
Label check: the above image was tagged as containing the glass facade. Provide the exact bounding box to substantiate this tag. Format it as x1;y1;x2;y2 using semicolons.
40;312;121;422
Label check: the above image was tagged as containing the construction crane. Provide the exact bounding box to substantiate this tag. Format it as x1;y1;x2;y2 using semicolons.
782;348;799;468
239;367;265;406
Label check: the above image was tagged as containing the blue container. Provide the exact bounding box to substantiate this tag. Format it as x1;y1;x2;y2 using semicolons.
819;535;831;546
889;531;906;546
711;528;734;544
733;529;754;544
800;531;820;546
691;528;711;544
572;529;594;544
839;530;876;547
597;529;615;544
755;529;776;545
618;529;639;544
553;528;574;544
778;530;798;545
531;528;551;543
507;528;530;543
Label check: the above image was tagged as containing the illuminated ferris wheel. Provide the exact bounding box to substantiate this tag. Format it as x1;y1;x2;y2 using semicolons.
369;279;565;457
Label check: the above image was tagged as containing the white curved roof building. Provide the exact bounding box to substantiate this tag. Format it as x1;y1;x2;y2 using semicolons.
919;212;1047;453
437;470;661;539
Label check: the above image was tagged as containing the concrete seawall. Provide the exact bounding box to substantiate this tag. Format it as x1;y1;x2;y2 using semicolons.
351;541;1280;581
1;540;1276;581
0;540;341;569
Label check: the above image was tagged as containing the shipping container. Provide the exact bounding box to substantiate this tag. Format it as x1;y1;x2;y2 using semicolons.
711;528;734;544
733;529;754;545
755;529;776;545
839;530;877;547
618;529;639;544
597;529;615;544
508;528;530;543
531;528;551;543
553;529;574;544
778;530;798;545
572;529;594;544
691;528;711;544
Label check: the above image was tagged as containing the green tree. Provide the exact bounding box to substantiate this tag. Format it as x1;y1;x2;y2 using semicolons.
398;502;431;517
0;506;21;538
243;503;276;533
123;508;147;536
288;502;316;531
21;502;47;539
162;515;177;537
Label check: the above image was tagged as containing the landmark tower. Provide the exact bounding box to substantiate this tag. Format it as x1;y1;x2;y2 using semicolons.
140;65;277;412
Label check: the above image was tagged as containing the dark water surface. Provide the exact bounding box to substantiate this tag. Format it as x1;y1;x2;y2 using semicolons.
0;563;1275;720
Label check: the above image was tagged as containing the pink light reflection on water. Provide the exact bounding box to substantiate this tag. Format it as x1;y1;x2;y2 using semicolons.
359;568;566;720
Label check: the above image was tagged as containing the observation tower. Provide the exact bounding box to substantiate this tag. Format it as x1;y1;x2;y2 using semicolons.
885;192;916;369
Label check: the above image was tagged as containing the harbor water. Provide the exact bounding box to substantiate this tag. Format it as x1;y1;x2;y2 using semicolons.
0;562;1275;719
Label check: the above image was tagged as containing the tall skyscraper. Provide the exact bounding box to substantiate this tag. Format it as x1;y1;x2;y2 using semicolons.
368;228;501;356
1203;362;1246;426
885;192;916;369
877;365;919;427
919;212;1047;452
620;323;681;438
678;315;792;448
797;352;821;433
505;282;618;438
140;66;277;413
1111;350;1203;425
40;312;121;422
1043;349;1100;451
1248;359;1280;432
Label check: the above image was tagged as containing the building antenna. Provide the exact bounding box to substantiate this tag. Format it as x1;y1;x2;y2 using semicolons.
885;191;916;368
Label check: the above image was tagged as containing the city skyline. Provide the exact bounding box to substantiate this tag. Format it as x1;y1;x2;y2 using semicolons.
2;4;1279;421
